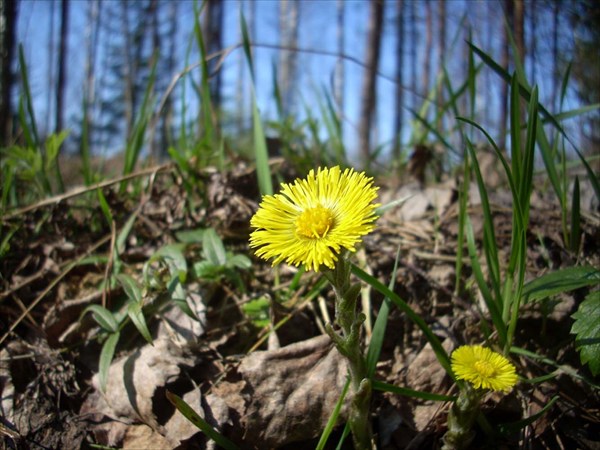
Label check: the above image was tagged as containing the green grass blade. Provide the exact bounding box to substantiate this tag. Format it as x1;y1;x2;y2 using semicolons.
17;44;40;148
351;264;452;375
520;86;538;224
127;301;153;345
239;11;272;196
465;139;501;299
83;304;119;333
166;390;240;450
81;98;93;185
497;396;559;436
315;377;350;450
548;103;600;122
522;266;600;302
366;248;400;379
99;331;120;392
251;96;272;197
372;380;455;402
240;11;255;84
465;217;507;347
97;189;114;225
408;107;458;156
570;176;581;253
509;74;522;182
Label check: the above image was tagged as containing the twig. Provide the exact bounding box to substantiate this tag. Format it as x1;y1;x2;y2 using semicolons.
1;163;173;220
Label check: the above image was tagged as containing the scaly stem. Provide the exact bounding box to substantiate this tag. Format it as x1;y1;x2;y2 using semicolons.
325;257;373;449
442;384;481;450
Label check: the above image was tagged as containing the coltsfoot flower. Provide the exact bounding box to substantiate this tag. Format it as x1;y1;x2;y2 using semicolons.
249;166;379;272
451;345;518;392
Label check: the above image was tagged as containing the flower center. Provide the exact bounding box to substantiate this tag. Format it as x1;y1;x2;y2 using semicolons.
474;360;496;378
296;205;335;238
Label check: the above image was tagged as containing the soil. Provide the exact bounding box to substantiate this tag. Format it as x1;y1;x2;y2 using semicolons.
1;160;599;449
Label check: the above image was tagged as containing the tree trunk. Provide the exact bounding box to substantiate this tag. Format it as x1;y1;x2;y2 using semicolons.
529;0;536;82
436;0;446;132
46;0;55;134
0;0;17;146
358;0;384;168
204;0;224;110
279;0;299;117
121;0;134;139
82;0;101;183
423;0;433;98
53;0;68;192
551;0;559;113
55;0;69;135
162;0;177;157
392;0;404;161
498;0;513;150
410;0;418;112
513;0;525;65
335;0;345;123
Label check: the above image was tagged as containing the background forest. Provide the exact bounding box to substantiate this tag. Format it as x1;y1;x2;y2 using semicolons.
0;1;599;449
2;0;599;169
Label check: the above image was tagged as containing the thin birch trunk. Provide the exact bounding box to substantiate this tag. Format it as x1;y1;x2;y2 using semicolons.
358;0;384;168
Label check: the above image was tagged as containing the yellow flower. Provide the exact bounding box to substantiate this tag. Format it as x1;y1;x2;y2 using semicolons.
451;345;518;392
249;166;379;272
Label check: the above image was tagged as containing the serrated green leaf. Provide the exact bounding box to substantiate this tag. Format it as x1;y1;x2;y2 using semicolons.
202;228;227;266
127;302;153;345
82;304;119;333
99;332;120;392
571;291;600;376
523;266;600;302
116;274;143;304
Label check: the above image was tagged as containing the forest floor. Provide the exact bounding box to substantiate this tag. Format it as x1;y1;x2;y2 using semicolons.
1;160;599;449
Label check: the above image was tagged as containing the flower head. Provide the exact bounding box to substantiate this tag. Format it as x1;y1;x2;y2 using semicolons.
451;345;518;392
249;166;379;272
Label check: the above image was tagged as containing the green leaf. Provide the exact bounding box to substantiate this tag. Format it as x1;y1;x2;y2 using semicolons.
82;304;119;333
151;243;188;283
116;274;142;304
99;332;120;392
571;291;600;376
175;228;205;244
227;254;252;270
127;302;153;345
522;266;600;302
193;260;222;280
202;228;227;266
166;390;239;450
241;297;270;329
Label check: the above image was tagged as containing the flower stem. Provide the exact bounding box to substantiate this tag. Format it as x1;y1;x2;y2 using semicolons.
325;258;373;450
442;384;481;450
